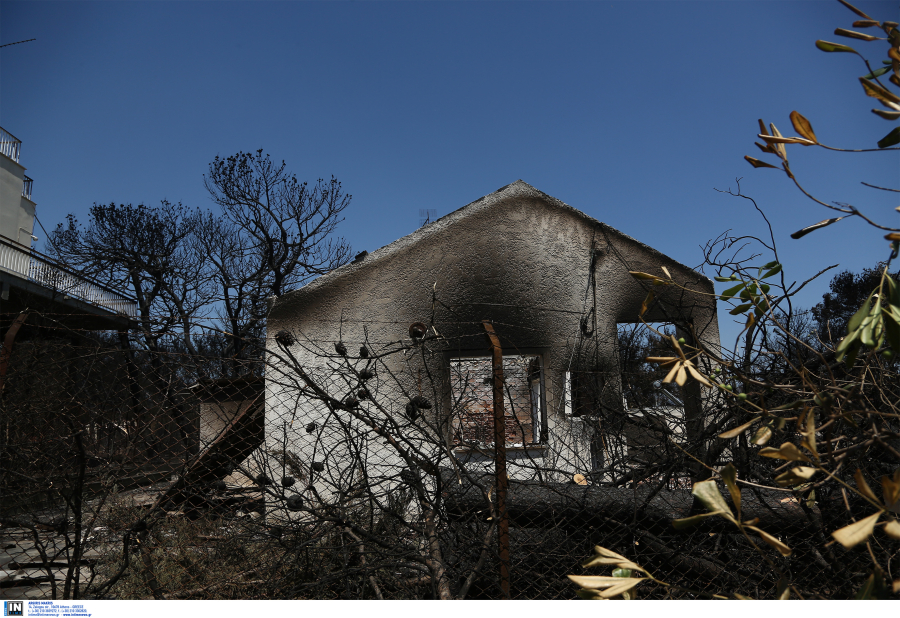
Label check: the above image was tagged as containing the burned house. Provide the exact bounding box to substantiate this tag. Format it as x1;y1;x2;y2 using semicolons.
264;181;720;494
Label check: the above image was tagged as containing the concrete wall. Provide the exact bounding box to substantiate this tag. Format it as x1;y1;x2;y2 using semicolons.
265;181;720;496
0;154;35;247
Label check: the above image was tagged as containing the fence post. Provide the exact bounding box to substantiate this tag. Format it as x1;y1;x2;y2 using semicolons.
482;320;510;599
0;311;29;391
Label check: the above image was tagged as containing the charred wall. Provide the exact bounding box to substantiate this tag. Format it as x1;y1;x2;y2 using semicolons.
265;181;719;489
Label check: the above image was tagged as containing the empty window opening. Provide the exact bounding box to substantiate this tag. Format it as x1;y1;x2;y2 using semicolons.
450;355;544;447
616;322;687;474
563;370;613;417
617;322;683;412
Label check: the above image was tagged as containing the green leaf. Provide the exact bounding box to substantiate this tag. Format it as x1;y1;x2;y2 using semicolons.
862;66;892;79
761;264;782;278
860;297;882;347
843;339;863;366
816;39;858;53
883;311;900;352
837;329;860;357
877;126;900;148
719;282;745;300
885;274;900;306
848;294;874;333
729;303;753;315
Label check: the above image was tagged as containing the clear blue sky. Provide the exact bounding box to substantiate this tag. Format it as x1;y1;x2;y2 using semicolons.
2;0;897;343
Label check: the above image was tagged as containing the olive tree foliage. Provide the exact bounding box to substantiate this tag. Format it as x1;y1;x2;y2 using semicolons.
51;151;352;372
572;0;900;600
813;263;900;345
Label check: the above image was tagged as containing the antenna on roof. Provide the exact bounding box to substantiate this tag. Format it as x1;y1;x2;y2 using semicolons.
418;209;437;228
0;39;37;49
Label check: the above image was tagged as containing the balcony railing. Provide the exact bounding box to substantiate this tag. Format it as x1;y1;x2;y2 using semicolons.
0;235;138;318
0;127;22;163
23;175;33;201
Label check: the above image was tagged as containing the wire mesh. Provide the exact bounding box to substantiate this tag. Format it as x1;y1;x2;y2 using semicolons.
1;311;896;600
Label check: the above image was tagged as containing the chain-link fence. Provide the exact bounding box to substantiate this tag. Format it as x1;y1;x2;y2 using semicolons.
1;312;896;600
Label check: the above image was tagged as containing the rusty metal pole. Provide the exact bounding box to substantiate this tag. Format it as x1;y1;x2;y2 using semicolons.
0;311;29;392
482;320;510;599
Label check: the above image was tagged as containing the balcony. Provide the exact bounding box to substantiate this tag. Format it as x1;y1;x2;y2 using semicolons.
0;236;137;318
1;127;21;163
22;175;32;201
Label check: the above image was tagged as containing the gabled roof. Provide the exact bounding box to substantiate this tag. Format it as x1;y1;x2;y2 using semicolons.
273;180;708;306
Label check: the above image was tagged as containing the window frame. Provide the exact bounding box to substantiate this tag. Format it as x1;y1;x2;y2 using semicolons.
447;351;548;447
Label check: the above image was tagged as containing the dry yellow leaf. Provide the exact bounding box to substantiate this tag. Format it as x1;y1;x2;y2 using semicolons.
790;111;818;143
855;469;880;503
883;519;900;540
747;525;792;557
832;512;882;548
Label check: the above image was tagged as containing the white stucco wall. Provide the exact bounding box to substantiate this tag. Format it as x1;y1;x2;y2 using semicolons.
0;154;35;248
